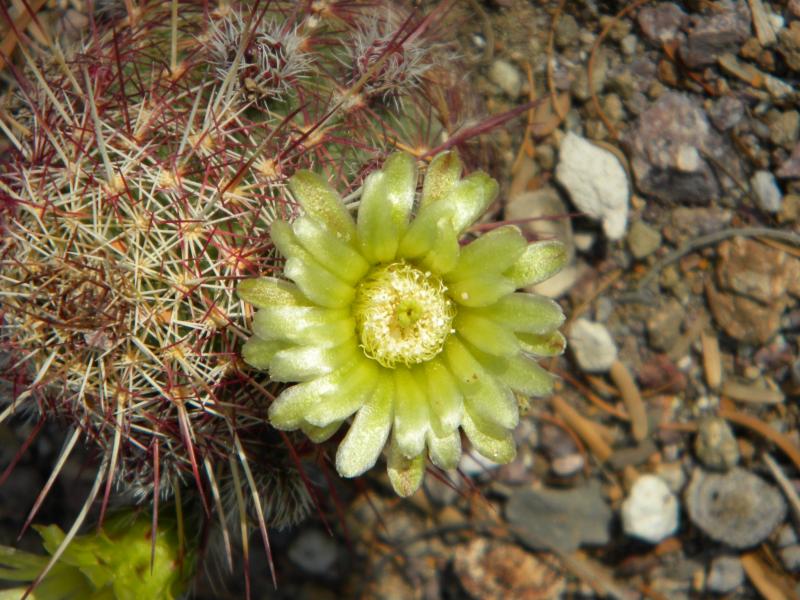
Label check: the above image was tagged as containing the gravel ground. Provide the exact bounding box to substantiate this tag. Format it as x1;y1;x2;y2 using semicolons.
2;0;800;598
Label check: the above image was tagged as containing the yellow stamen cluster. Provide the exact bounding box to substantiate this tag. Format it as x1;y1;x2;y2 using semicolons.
353;262;455;368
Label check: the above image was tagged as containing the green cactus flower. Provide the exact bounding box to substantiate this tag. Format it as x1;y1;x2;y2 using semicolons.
238;151;567;496
0;511;193;600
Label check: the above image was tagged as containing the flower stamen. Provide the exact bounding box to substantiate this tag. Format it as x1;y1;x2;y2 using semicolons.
353;262;455;368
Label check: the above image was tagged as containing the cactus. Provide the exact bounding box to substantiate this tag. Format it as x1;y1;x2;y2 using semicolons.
0;0;478;590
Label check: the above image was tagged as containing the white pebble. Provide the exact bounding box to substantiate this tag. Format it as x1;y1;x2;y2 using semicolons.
621;474;680;544
751;170;783;213
568;318;618;373
555;133;629;240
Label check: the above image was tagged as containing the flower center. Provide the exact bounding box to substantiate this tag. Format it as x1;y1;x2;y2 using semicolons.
353;262;455;368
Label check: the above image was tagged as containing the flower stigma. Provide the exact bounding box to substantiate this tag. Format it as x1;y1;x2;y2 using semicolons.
353;261;456;368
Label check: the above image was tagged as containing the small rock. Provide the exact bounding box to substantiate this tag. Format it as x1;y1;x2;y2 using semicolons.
627;220;662;259
654;462;687;494
621;474;680;544
778;21;800;70
288;529;340;576
627;92;730;204
459;449;502;476
452;538;565;600
638;3;688;44
685;467;786;548
777;143;800;179
620;34;638;55
488;59;523;99
539;421;584;478
694;417;740;471
707;556;744;593
506;481;613;553
769;110;800;148
680;0;752;68
780;545;800;572
707;237;800;343
646;298;684;352
555;133;629;240
568;319;618;373
708;95;745;131
555;14;580;48
751;170;783;212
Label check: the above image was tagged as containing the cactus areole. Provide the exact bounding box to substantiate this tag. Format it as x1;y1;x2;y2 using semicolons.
238;151;568;496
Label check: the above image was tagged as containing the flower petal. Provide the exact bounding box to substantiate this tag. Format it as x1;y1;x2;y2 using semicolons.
427;430;461;470
236;277;308;309
444;225;526;281
475;293;565;334
269;339;358;382
466;344;555;397
461;407;516;464
292;216;370;285
387;437;425;497
393;367;431;459
284;256;355;308
301;420;342;443
454;311;519;356
269;376;337;430
416;218;459;274
398;171;498;259
422;359;463;436
241;337;290;370
302;358;379;427
252;305;353;346
516;330;567;357
288;169;356;242
443;336;519;429
336;375;394;478
357;152;417;263
448;274;516;307
504;240;568;288
272;221;355;307
420;150;463;209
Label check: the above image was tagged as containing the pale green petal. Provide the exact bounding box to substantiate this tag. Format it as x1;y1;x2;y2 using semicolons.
422;359;463;437
393;367;431;459
302;358;379;427
441;172;499;233
357;152;417;263
336;375;394;478
420;150;463;209
461;408;516;464
269;339;358;382
466;344;555;397
241;337;290;370
288;170;356;242
443;336;519;429
455;311;519;356
517;330;567;357
252;305;353;346
269;375;339;430
416;218;460;274
237;277;308;309
284;256;355;308
292;216;370;285
301;420;343;443
475;293;565;334
444;225;526;281
398;171;498;259
270;219;307;261
427;430;461;470
387;437;425;497
504;240;568;288
448;274;516;307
